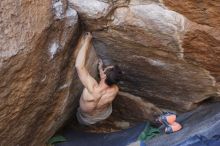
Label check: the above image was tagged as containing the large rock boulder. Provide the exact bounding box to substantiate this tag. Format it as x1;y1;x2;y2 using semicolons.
0;0;97;145
1;0;220;145
70;0;220;111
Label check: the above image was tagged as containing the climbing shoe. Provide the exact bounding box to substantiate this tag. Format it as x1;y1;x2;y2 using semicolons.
165;122;182;134
157;112;176;126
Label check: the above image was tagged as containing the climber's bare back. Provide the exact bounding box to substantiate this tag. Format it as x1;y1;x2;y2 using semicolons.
75;32;119;116
80;84;118;116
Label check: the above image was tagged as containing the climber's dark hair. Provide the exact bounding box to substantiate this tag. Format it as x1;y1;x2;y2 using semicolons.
104;65;122;86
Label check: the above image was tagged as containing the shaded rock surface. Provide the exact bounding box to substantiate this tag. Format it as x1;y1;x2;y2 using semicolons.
1;0;220;145
70;0;220;111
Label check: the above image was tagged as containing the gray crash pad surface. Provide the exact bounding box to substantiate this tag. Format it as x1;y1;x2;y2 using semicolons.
146;102;220;146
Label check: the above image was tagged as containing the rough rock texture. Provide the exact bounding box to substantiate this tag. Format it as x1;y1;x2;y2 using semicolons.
163;0;220;83
70;0;220;111
0;0;97;145
112;92;162;123
1;0;220;145
163;0;220;27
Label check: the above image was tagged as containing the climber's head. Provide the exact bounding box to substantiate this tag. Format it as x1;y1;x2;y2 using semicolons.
103;65;122;86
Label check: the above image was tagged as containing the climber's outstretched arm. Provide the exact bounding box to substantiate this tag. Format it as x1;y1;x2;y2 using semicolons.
75;32;98;93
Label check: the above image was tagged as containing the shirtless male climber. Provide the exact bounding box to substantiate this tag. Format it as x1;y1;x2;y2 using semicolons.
75;32;122;125
75;32;181;134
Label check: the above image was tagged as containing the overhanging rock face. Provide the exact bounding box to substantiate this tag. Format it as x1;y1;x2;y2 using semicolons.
0;0;97;145
70;0;220;111
0;0;220;145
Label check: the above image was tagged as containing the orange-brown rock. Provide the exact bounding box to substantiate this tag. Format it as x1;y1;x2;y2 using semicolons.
163;0;220;27
1;0;220;145
163;0;220;84
0;0;97;145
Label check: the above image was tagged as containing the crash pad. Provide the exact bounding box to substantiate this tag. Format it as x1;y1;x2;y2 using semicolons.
55;122;147;146
146;102;220;146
